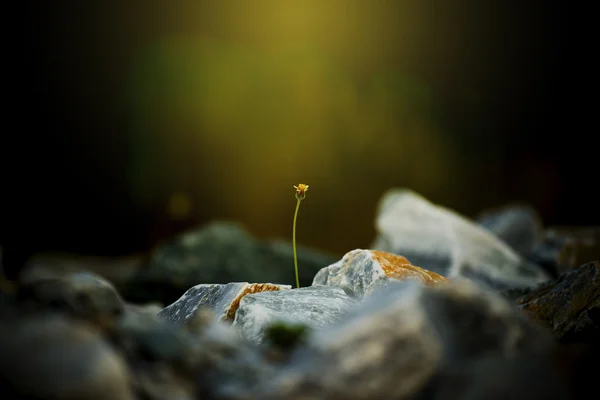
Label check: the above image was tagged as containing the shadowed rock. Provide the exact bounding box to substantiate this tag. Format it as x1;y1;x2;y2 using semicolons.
313;249;447;299
18;252;142;287
158;282;290;325
476;204;543;257
529;227;600;276
0;313;134;400
17;271;125;323
516;260;599;342
122;221;338;305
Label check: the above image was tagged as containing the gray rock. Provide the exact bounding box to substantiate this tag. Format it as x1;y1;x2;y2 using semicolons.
193;317;278;399
233;286;356;344
0;313;134;400
113;302;273;400
125;301;164;318
371;188;550;289
18;252;141;287
313;249;447;300
529;227;600;276
112;309;202;399
258;280;554;400
476;204;543;257
123;221;338;305
158;282;291;325
19;270;125;321
116;304;276;400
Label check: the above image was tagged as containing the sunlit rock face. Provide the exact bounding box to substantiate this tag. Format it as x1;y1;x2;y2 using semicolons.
233;286;355;344
158;282;291;325
371;188;551;290
312;248;447;300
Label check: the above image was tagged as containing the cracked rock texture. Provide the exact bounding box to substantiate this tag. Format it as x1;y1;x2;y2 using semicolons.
516;260;599;343
158;282;290;325
233;285;355;344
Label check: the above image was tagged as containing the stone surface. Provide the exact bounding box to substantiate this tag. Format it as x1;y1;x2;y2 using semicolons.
516;260;599;343
112;300;276;400
1;250;593;400
371;188;550;289
258;279;553;400
233;286;355;344
112;309;201;399
0;313;134;400
125;302;164;318
17;270;125;322
122;221;338;305
529;227;600;276
427;351;572;400
313;248;447;299
18;252;142;287
476;204;543;257
158;282;290;325
192;316;277;399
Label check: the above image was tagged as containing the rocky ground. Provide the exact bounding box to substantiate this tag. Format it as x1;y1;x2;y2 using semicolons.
1;187;598;399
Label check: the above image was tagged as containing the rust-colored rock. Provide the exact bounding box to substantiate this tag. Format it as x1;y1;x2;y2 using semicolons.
225;283;287;321
313;249;447;299
371;250;447;286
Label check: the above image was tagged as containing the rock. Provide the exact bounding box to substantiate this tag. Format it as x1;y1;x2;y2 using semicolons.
122;221;338;305
476;204;543;257
371;188;550;289
18;252;142;286
428;351;572;400
125;302;163;317
233;286;356;344
17;271;125;323
0;312;134;400
111;310;201;399
258;279;554;400
115;304;275;400
313;249;447;300
516;260;599;343
192;317;277;399
158;282;291;325
529;227;600;276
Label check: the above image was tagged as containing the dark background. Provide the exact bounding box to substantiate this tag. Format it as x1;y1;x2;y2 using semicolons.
3;1;598;275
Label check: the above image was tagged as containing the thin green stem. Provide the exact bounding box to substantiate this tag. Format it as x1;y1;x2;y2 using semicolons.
292;198;302;289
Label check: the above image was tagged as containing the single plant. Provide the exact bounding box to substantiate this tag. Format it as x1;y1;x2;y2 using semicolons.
292;184;309;289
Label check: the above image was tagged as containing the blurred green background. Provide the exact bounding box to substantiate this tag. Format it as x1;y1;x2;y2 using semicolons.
4;0;597;268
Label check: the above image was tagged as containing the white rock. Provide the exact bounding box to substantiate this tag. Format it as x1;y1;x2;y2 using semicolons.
371;188;550;289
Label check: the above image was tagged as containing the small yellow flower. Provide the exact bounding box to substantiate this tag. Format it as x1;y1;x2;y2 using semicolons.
292;183;310;288
294;184;309;200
